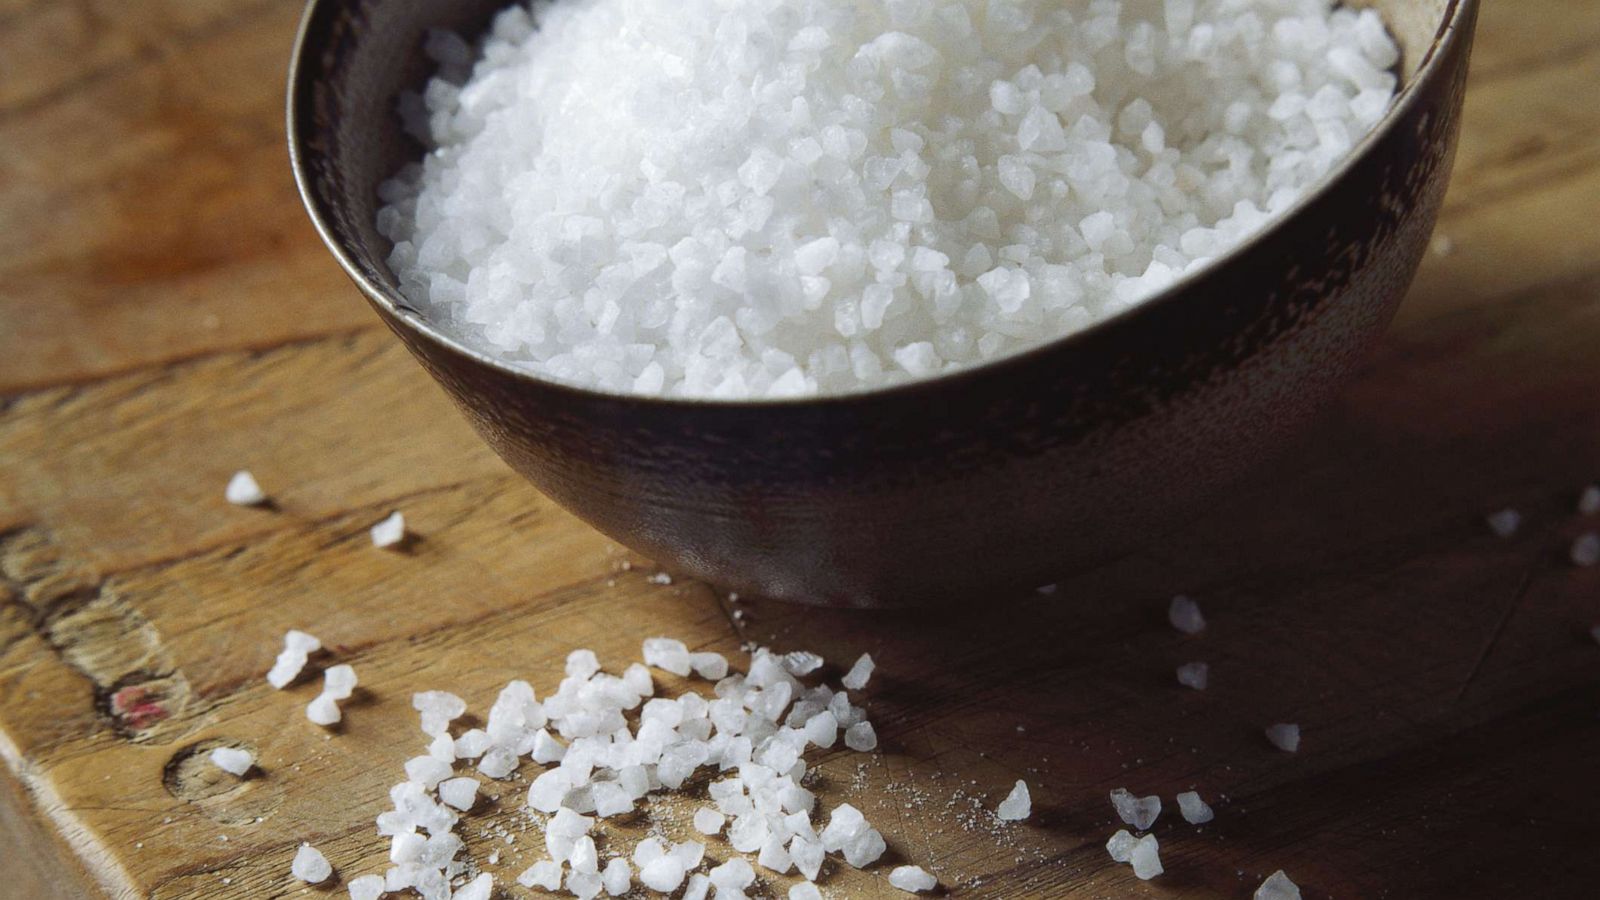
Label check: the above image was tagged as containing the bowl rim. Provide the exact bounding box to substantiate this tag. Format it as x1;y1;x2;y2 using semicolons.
288;0;1475;410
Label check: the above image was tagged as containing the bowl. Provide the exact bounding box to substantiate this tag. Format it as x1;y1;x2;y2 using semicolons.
289;0;1480;607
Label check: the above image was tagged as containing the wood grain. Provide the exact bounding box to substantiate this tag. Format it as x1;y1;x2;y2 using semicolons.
3;1;1599;898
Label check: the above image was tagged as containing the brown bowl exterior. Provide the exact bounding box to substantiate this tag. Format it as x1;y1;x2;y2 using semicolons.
290;0;1478;607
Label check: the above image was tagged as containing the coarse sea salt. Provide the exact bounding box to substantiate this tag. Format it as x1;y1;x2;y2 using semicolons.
371;511;407;549
889;864;938;893
379;0;1400;399
996;779;1031;821
208;747;253;776
347;874;385;900
1571;533;1600;567
1130;833;1163;880
1485;508;1521;538
307;663;359;726
1579;485;1600;516
291;843;332;883
1106;829;1137;863
1176;661;1209;691
1266;722;1302;753
266;629;320;689
1255;869;1303;900
1168;595;1206;634
1176;790;1215;824
225;470;267;506
1110;787;1161;831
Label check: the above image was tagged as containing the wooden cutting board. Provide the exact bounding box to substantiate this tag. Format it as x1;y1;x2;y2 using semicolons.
2;1;1599;897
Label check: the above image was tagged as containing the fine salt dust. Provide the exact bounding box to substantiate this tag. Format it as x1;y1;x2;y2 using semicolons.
1256;869;1303;899
379;0;1401;399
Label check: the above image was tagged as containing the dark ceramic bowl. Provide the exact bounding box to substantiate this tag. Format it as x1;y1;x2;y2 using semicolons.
289;0;1479;607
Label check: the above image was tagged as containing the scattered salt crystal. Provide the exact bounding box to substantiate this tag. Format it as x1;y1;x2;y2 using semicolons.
208;747;253;776
411;691;466;736
291;843;332;883
568;870;603;899
455;729;491;759
1485;508;1521;538
841;653;876;690
517;860;562;891
1176;790;1215;824
690;651;729;680
1580;485;1600;516
1168;596;1206;634
347;874;384;900
1105;829;1137;863
642;637;693;676
1571;533;1600;567
996;780;1031;822
639;856;687;892
709;857;756;891
789;883;823;900
454;873;493;900
1110;788;1161;831
601;858;631;896
438;777;478;811
323;664;357;699
225;471;266;506
889;865;938;893
306;694;342;726
266;630;320;689
1130;834;1163;880
693;807;726;835
428;732;455;761
782;651;824;676
370;511;406;548
682;873;712;900
844;721;878;752
1255;869;1303;900
1176;662;1209;690
1266;723;1302;753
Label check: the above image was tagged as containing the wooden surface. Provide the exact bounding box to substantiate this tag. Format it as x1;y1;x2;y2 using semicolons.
2;1;1599;898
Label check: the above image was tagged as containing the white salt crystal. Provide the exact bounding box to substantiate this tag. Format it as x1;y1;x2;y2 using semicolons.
642;637;693;676
390;832;424;864
709;857;756;890
602;858;631;896
570;835;599;873
208;747;253;776
517;860;562;891
291;843;332;883
803;710;838;749
347;874;384;900
1176;790;1215;824
997;780;1032;822
438;777;479;811
1110;788;1161;830
639;856;687;892
1130;834;1163;880
455;874;492;900
380;0;1399;399
591;781;633;818
1168;596;1206;634
1266;723;1301;752
782;651;824;676
323;664;358;699
789;883;823;900
1485;508;1520;538
690;651;729;680
1579;485;1600;516
1105;829;1137;863
266;629;320;689
477;745;519;779
693;807;726;835
411;691;466;736
566;649;601;679
455;729;491;759
841;653;876;690
843;721;877;752
530;729;566;764
225;471;266;506
843;827;887;867
889;865;938;893
1176;661;1210;691
370;511;406;548
1255;870;1303;900
1572;533;1600;567
428;732;455;761
682;873;712;900
568;871;603;900
306;694;342;726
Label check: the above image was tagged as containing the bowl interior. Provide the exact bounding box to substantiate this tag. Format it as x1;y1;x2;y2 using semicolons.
290;0;1460;401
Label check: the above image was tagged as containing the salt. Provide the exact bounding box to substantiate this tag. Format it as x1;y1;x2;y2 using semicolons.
266;629;320;689
1130;834;1163;880
1485;508;1521;538
996;779;1032;822
1255;869;1303;900
1579;485;1600;516
454;873;493;900
208;747;253;776
1168;596;1206;634
291;843;332;883
347;874;385;900
438;777;479;811
1266;723;1302;752
412;691;466;736
889;865;938;893
1176;661;1209;691
1110;788;1162;831
1176;790;1215;824
1105;829;1137;863
225;471;266;506
841;653;876;690
844;721;878;752
371;511;406;549
517;860;563;891
380;0;1400;399
1571;533;1600;567
790;883;823;900
693;807;726;835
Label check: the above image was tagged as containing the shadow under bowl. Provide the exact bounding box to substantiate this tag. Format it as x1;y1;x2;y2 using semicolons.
289;0;1480;607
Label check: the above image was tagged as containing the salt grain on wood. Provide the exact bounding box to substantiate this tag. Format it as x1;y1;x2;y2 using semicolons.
1255;869;1304;900
1485;508;1521;538
1571;532;1600;567
370;511;406;549
225;471;266;506
291;843;332;883
1110;788;1161;831
1176;790;1215;824
266;629;320;689
996;779;1031;822
1266;723;1302;753
1168;596;1206;634
889;864;938;893
208;747;253;776
1176;661;1209;691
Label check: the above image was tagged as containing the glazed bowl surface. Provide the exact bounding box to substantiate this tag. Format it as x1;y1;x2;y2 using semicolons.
290;0;1479;606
